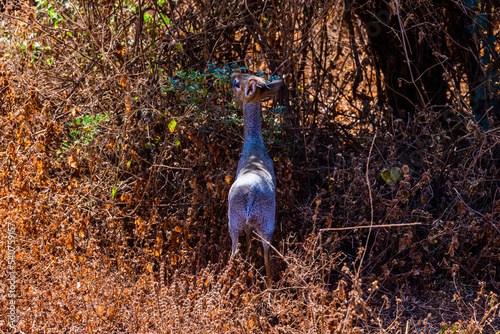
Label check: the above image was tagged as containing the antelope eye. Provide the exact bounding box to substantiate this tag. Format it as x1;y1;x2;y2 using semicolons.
233;79;240;89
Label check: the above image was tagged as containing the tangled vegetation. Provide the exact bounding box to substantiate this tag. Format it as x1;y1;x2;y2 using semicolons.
0;0;499;332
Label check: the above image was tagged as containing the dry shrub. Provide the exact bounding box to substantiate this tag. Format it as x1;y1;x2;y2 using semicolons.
0;0;499;333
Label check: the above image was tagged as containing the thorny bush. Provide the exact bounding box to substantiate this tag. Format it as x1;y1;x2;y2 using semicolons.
0;0;499;332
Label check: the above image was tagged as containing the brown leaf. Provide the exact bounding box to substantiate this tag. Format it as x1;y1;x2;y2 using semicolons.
66;230;74;250
68;155;78;169
206;181;214;193
120;76;129;90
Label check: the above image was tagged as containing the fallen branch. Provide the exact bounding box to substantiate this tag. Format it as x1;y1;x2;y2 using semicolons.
319;222;422;232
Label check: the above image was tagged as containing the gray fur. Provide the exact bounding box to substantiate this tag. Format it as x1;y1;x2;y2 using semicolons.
228;73;283;283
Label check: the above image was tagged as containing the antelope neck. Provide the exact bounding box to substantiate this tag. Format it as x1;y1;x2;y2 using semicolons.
242;102;265;147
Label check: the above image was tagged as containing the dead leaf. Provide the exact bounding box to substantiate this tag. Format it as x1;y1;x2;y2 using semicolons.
68;155;78;169
67;230;74;250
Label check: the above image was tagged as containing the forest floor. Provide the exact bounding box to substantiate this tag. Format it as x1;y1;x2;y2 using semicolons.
1;2;499;333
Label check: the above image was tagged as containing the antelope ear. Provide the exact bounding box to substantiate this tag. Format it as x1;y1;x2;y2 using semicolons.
245;79;258;97
258;78;284;98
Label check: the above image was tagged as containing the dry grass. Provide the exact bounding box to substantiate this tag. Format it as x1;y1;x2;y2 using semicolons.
0;1;499;333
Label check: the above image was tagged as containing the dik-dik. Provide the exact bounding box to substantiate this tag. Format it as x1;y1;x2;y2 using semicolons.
228;73;283;284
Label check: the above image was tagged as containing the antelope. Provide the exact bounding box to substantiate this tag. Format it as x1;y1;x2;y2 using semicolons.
228;72;283;285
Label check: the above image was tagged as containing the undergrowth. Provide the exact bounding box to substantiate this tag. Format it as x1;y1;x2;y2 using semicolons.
0;1;499;333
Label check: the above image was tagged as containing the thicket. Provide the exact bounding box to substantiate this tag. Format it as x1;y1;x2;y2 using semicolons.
0;0;499;332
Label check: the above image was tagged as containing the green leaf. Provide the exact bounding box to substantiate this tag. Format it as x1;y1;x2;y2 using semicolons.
381;169;391;184
168;119;177;133
143;13;150;22
390;167;401;182
160;13;170;26
381;167;401;185
175;139;180;146
112;188;117;199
